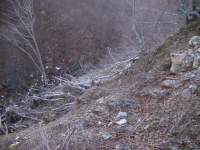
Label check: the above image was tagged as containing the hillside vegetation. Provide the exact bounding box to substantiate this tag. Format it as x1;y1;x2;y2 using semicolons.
1;20;200;150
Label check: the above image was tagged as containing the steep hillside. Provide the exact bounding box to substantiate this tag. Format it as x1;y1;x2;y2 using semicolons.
1;21;200;150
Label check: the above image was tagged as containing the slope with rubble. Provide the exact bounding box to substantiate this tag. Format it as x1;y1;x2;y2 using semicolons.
1;21;200;150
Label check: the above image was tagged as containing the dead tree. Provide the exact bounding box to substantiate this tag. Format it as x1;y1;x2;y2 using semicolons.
0;0;47;83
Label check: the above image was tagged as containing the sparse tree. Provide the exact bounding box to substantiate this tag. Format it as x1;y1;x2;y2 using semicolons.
0;0;47;83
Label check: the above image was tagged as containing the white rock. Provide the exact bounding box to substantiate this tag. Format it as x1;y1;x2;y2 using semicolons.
116;112;128;120
56;66;61;70
98;121;102;125
116;119;127;125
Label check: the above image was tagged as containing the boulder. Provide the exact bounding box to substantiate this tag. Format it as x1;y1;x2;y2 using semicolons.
189;36;200;49
170;51;200;73
170;52;187;73
170;36;200;73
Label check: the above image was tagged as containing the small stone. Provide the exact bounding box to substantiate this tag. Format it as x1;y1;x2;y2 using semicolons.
144;124;150;130
98;121;102;125
116;119;127;126
161;80;181;88
15;136;20;140
189;36;200;49
116;112;128;120
115;143;129;150
101;132;112;140
9;142;20;150
182;84;197;98
116;144;121;150
60;133;66;137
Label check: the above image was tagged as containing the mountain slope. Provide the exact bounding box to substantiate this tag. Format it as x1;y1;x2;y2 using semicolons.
1;21;200;150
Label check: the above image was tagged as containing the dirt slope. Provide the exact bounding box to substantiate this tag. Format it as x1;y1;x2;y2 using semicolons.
1;21;200;150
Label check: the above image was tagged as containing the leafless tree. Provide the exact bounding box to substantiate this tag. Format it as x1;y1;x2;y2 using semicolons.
0;0;47;83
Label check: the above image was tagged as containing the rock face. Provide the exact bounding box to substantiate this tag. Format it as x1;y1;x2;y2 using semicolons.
170;36;200;73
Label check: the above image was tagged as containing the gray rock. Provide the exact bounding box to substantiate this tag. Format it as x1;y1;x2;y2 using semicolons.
183;53;194;68
115;143;129;150
170;49;200;73
170;52;187;73
182;84;197;98
189;84;198;93
161;80;181;88
189;36;200;49
100;131;112;140
116;112;128;120
116;119;127;126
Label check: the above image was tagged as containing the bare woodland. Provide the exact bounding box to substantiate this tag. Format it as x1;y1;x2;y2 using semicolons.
0;0;200;150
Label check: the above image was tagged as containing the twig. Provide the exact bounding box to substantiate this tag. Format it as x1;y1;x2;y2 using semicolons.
60;127;76;150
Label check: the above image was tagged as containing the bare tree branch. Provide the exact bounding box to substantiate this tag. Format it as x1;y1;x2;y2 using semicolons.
0;0;47;83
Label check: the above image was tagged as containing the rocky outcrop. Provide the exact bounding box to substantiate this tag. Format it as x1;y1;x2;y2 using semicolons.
170;36;200;73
